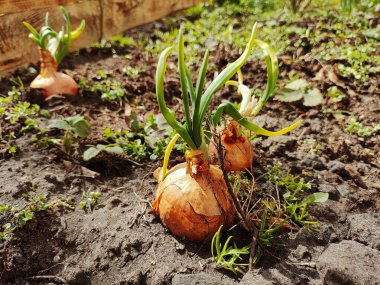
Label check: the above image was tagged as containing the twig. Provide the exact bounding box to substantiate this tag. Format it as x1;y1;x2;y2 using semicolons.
248;226;259;271
215;133;259;271
28;275;68;284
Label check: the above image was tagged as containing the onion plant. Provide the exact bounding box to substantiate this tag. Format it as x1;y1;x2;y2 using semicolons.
23;7;85;98
152;23;300;242
208;34;301;171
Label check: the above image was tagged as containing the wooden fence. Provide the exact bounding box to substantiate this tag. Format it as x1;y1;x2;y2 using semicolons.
0;0;202;76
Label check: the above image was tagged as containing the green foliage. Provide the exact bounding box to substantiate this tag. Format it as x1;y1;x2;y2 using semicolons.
83;114;187;162
211;226;250;274
123;66;141;79
47;116;91;153
327;86;346;102
341;0;380;13
0;191;60;240
258;207;286;247
128;0;378;87
276;79;323;106
80;191;100;212
79;75;126;103
316;38;380;83
267;165;328;226
1;79;50;158
346;118;380;138
341;0;360;12
303;139;322;155
23;7;85;64
111;34;137;47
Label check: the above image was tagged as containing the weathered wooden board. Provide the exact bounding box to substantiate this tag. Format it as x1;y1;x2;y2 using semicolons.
0;0;203;76
102;0;201;38
0;0;84;14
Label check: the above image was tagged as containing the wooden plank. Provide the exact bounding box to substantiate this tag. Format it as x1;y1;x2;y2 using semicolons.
0;1;101;76
102;0;202;38
0;0;203;76
0;0;83;14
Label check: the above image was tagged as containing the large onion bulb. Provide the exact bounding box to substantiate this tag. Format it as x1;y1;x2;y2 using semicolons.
31;49;78;98
151;150;235;242
209;121;253;172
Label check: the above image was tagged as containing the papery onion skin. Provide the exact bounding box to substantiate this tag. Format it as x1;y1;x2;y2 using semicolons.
152;160;235;242
30;49;78;98
209;123;253;172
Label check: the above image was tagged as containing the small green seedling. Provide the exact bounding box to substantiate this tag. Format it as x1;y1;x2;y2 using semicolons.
346;118;380;138
80;77;126;103
267;165;328;226
83;114;186;162
48;116;91;153
211;226;250;274
276;78;323;107
0;191;65;240
80;191;100;212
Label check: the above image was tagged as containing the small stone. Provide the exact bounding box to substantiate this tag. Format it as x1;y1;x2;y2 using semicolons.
318;183;340;200
172;273;222;285
347;213;380;250
327;160;346;175
292;245;311;261
53;254;61;263
336;183;352;197
317;240;380;285
239;271;274;285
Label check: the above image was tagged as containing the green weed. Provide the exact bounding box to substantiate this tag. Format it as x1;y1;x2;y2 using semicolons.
211;226;250;274
0;191;69;240
346;118;380;138
47;116;91;154
80;191;100;212
80;73;126;103
83;114;187;162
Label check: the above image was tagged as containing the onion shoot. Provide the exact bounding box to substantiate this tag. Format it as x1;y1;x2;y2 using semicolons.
209;37;301;172
23;7;85;98
152;24;266;242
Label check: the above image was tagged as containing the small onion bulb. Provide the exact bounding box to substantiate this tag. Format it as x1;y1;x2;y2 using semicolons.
209;122;253;172
30;49;78;98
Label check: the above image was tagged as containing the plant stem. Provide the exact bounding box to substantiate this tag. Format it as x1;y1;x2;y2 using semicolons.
160;134;180;181
215;133;259;270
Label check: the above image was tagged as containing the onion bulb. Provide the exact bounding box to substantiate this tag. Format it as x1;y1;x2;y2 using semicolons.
151;150;235;242
31;49;78;98
209;120;253;172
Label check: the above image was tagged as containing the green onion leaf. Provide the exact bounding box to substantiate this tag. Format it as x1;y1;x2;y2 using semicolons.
156;47;197;149
192;49;209;147
199;23;258;122
178;31;193;138
213;102;301;136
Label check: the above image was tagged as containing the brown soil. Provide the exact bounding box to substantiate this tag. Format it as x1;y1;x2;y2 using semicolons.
0;13;379;285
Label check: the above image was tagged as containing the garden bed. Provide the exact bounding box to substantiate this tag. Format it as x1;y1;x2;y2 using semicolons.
0;1;379;284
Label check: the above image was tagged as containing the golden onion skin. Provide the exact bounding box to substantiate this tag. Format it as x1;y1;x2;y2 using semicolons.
31;49;78;98
209;124;253;172
152;162;235;242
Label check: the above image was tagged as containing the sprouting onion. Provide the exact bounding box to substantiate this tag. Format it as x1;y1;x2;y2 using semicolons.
23;7;85;98
208;37;301;172
152;24;266;242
